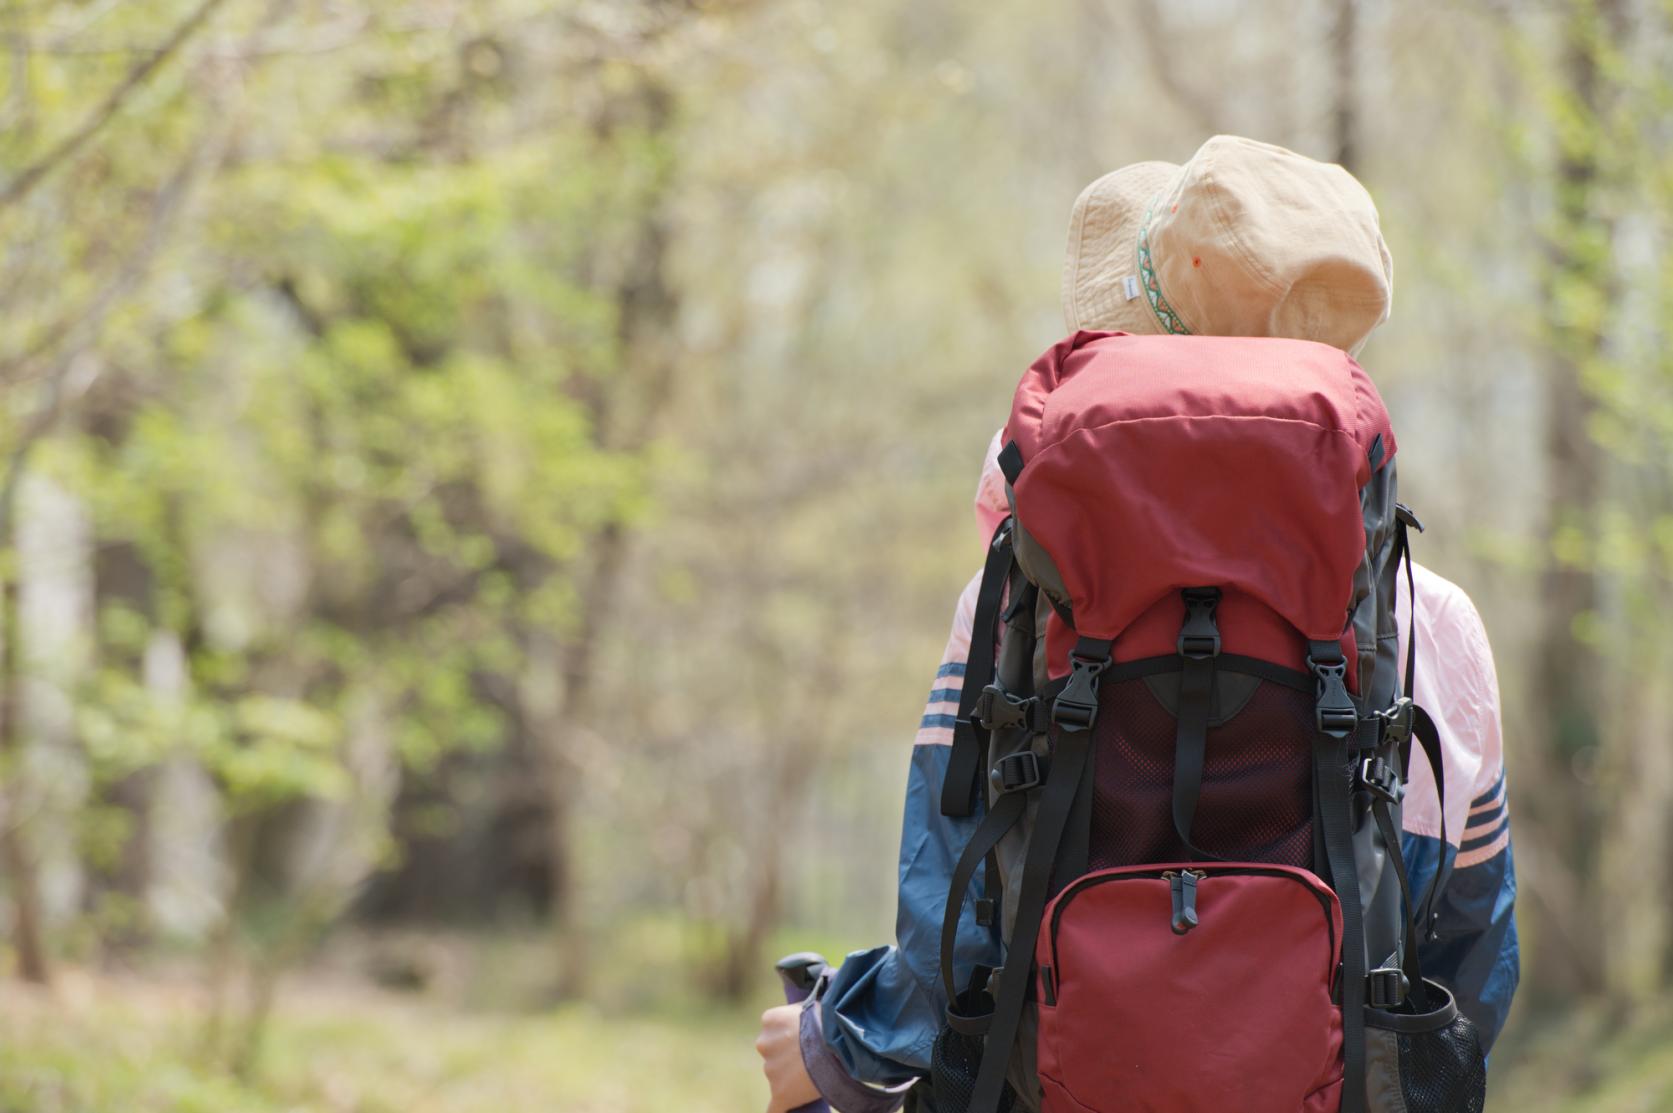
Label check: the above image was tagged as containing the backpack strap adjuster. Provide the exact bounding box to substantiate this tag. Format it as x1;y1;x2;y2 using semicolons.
1052;637;1113;732
1307;644;1357;739
990;750;1045;794
1366;966;1410;1009
1177;587;1222;659
1051;657;1105;732
1357;754;1404;806
1370;697;1415;748
974;685;1042;733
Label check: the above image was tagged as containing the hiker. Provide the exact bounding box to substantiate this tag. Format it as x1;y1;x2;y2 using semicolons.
757;136;1518;1113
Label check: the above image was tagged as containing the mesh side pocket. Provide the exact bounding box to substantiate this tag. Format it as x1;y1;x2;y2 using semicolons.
1364;979;1486;1113
1397;1012;1486;1113
932;982;1016;1113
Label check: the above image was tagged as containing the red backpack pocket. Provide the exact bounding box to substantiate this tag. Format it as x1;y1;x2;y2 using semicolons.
1035;863;1344;1113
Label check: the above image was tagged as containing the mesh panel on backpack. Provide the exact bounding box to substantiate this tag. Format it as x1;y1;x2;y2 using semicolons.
1397;1012;1488;1113
931;988;1017;1113
1087;675;1314;870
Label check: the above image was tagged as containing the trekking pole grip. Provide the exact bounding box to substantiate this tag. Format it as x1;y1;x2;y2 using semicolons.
775;952;831;1113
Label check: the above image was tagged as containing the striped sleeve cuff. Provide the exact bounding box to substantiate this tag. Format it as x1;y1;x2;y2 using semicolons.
1456;772;1509;868
916;661;965;744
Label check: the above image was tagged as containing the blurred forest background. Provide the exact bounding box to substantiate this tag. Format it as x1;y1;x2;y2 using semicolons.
0;0;1668;1109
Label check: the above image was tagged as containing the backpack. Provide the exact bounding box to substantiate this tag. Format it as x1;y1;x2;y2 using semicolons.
932;332;1486;1113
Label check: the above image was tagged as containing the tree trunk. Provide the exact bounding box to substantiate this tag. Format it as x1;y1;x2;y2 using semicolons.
712;621;852;1003
1586;0;1670;1006
1599;618;1673;1002
546;71;680;999
1538;0;1622;998
88;537;157;952
718;827;782;1002
548;521;628;999
1331;0;1358;173
0;572;51;984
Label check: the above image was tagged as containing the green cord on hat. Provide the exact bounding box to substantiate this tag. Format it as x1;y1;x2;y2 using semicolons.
1136;196;1193;336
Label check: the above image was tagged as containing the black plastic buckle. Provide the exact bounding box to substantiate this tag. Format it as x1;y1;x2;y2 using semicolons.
1372;697;1415;749
990;750;1045;793
1308;653;1356;739
1366;967;1410;1009
1051;655;1107;732
974;684;1036;732
1357;754;1404;805
1177;587;1222;659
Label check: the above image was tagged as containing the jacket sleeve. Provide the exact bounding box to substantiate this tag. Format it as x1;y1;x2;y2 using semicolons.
799;571;999;1111
1415;772;1518;1054
1398;572;1519;1054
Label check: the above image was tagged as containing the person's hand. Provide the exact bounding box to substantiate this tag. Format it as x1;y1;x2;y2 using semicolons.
756;1003;820;1113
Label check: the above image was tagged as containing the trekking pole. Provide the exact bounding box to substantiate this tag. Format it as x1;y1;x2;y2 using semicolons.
775;952;830;1113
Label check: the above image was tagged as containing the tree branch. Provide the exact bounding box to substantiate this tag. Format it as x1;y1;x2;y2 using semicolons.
0;0;233;211
0;66;244;538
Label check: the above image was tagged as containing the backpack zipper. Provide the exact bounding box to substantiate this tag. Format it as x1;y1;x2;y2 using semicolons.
1162;869;1206;935
1047;865;1337;981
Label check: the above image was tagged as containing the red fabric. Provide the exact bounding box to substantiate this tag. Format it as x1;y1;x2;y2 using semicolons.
1007;332;1394;655
1035;863;1344;1113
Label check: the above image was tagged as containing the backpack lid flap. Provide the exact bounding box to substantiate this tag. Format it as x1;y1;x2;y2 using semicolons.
1004;332;1395;644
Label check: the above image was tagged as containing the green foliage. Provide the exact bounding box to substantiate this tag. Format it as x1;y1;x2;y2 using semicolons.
0;0;690;1062
13;0;667;852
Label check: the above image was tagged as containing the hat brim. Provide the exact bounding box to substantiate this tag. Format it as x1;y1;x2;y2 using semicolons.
1061;160;1180;334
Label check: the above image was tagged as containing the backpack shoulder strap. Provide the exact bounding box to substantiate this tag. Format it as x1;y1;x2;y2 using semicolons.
1410;704;1452;940
968;639;1111;1113
941;519;1014;818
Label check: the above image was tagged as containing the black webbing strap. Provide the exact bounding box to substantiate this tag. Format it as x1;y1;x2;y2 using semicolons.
983;577;1039;915
1314;729;1367;1113
943;520;1015;818
1370;797;1430;1012
1172;656;1218;858
941;789;1029;1011
968;726;1095;1113
1411;705;1452;943
1394;508;1420;704
1172;589;1223;859
1055;742;1096;895
1045;636;1112;886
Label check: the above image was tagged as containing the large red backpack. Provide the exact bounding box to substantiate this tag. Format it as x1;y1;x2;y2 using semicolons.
933;332;1485;1113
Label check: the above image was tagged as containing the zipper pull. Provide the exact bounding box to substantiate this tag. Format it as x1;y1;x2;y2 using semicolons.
1168;869;1202;936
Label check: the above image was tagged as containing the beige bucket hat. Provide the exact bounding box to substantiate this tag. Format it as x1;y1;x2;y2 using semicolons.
1061;135;1394;355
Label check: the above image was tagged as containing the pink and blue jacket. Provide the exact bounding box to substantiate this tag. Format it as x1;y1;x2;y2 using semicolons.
800;434;1519;1113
